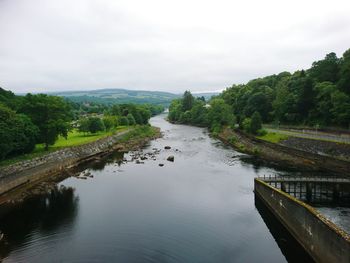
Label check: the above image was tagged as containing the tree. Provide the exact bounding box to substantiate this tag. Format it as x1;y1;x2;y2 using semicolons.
250;111;262;134
207;99;235;130
182;91;194;111
78;118;90;134
190;100;208;126
110;105;121;116
310;82;336;126
330;90;350;127
19;94;72;150
87;117;105;133
337;49;350;94
102;116;115;131
243;91;272;122
127;113;136;125
0;104;38;159
309;52;340;83
119;116;129;126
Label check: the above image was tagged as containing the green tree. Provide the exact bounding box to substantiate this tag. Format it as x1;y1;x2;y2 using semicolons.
182;91;194;111
330;90;350;127
19;94;72;150
337;49;350;94
78;118;90;134
102;116;115;131
0;104;38;159
119;116;129;126
127;113;136;125
309;52;340;83
87;117;105;133
250;111;262;134
207;99;235;130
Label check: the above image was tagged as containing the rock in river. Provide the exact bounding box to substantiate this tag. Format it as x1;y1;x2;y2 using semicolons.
167;156;174;162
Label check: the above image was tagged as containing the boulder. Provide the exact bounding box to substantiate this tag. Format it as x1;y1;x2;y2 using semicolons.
159;163;164;167
164;146;171;149
167;156;174;162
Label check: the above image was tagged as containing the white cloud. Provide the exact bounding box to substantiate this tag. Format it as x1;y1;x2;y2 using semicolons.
0;0;350;93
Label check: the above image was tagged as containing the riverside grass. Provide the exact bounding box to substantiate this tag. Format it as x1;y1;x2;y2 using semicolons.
257;132;289;143
0;126;128;167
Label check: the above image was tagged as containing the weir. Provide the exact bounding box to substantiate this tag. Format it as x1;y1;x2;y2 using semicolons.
254;177;350;263
259;174;350;206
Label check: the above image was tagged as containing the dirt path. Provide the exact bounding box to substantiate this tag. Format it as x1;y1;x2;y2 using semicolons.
266;128;350;144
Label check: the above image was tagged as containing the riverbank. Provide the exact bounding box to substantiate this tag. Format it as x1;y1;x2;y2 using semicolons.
217;127;350;176
0;125;161;200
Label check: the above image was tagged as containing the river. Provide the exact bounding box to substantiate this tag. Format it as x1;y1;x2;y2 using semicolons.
1;114;347;262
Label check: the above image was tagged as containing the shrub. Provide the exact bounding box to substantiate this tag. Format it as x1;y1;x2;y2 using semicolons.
256;129;267;136
242;118;252;133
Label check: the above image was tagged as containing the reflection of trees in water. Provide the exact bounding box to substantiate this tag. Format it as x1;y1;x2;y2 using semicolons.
88;151;125;171
254;194;314;263
0;186;79;260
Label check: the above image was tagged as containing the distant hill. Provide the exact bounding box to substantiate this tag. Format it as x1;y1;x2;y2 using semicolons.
49;89;180;105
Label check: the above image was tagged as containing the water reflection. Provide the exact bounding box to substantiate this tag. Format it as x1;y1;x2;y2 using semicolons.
0;186;78;260
254;194;314;263
88;151;125;171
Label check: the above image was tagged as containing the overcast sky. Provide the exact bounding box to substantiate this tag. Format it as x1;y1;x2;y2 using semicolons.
0;0;350;94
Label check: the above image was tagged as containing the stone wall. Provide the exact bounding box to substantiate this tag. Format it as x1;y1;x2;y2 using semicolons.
255;178;350;263
0;128;160;196
0;130;130;179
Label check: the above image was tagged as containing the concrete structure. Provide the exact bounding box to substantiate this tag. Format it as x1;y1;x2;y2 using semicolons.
255;178;350;263
259;175;350;206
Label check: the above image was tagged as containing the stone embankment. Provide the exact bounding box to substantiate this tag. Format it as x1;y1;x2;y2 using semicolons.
280;137;350;162
0;127;161;196
218;128;350;176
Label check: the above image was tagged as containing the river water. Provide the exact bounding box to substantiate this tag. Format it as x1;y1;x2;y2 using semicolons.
1;114;347;262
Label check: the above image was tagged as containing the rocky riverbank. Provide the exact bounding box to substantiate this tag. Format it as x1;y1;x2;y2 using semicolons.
280;137;350;162
217;127;350;176
0;126;161;201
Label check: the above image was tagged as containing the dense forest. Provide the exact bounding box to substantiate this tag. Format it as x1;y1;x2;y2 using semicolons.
169;48;350;133
0;88;163;160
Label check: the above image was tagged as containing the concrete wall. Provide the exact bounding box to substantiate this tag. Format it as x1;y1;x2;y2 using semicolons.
255;178;350;263
228;129;350;175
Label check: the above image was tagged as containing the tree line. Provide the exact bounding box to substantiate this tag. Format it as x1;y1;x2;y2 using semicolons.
169;48;350;134
0;88;163;160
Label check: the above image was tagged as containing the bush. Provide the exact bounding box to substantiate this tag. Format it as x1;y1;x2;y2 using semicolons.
256;129;267;136
242;118;252;133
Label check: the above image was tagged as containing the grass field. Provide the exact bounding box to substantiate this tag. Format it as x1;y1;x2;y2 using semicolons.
257;132;289;143
0;126;128;167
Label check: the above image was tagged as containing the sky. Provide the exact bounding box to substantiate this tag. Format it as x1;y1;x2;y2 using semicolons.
0;0;350;94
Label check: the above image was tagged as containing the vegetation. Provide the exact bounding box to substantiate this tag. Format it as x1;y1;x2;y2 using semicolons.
0;87;164;161
168;91;235;133
220;49;350;128
19;94;72;150
169;48;350;138
257;132;289;143
50;88;179;106
0;127;127;167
